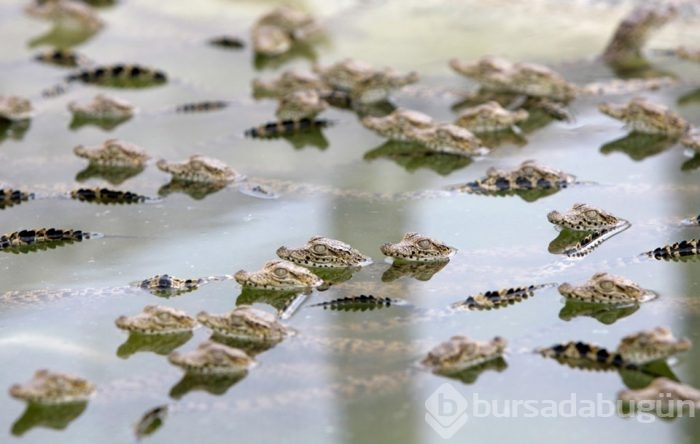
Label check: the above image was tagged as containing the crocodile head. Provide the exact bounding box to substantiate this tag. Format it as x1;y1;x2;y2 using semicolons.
509;62;578;100
276;236;372;268
168;341;254;375
9;369;95;405
449;56;513;90
252;70;329;98
73;139;150;168
547;203;625;232
24;0;104;30
421;336;507;374
276;90;327;120
598;97;689;136
68;94;135;120
138;274;203;294
156;155;243;184
0;96;34;121
234;260;323;290
197;305;291;342
414;123;489;157
381;232;456;262
616;326;691;365
454;101;529;133
558;272;654;305
361;108;434;141
255;6;315;34
115;305;196;335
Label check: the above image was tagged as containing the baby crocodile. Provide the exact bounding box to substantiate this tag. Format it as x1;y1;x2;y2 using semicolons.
381;232;456;263
558;272;656;305
451;283;555;311
0;228;99;253
276;236;372;268
156;155;243;184
361;108;435;141
0;188;35;209
197;305;291;344
10;369;95;405
308;295;399;311
168;341;255;375
70;188;155;205
35;48;90;68
454;101;529;133
234;260;324;290
244;118;332;139
547;202;628;232
68;94;136;121
538;326;691;370
74;139;150;168
0;96;34;121
421;336;508;375
43;64;167;97
276;90;328;120
448;160;577;196
115;305;197;335
645;239;700;260
598;97;690;136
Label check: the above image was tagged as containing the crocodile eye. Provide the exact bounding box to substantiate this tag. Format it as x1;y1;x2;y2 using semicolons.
273;267;288;278
157;312;170;321
599;280;614;291
417;239;431;249
522;166;534;175
584;210;598;218
312;244;327;254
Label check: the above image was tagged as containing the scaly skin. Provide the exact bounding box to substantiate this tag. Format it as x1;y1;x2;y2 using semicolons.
276;90;327;120
616;327;691;365
449;159;576;193
244;118;332;139
34;48;89;68
547;202;627;232
156;155;243;184
137;274;206;295
598;97;689;136
0;96;34;121
558;272;655;305
0;188;35;209
252;70;331;99
380;232;456;263
66;64;167;87
421;336;507;375
73;139;150;168
197;305;291;343
538;341;633;370
449;56;578;101
25;0;104;30
68;94;135;120
276;236;372;268
69;188;153;205
9;369;95;405
234;260;324;290
314;59;419;104
454;101;529;133
646;239;700;260
361;108;435;141
168;341;255;375
115;305;197;335
308;295;399;311
251;6;319;56
451;284;554;311
0;228;97;252
411;124;488;157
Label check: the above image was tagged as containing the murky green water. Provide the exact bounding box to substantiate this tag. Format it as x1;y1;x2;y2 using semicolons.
2;0;700;443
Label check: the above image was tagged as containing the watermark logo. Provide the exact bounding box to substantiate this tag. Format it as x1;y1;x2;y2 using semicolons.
424;383;469;438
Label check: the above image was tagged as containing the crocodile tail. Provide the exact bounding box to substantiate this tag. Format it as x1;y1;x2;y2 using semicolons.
646;239;700;260
244;118;332;138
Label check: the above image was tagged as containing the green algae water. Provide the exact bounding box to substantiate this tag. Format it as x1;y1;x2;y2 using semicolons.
1;1;700;443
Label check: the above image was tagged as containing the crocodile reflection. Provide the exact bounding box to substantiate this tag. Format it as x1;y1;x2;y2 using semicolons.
600;132;676;161
11;402;88;436
364;140;473;176
0;119;31;145
381;260;449;282
116;332;194;359
75;165;145;185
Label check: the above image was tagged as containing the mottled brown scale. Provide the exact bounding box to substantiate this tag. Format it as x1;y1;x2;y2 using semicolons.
174;101;230;114
538;341;633;370
0;228;95;252
646;239;700;260
70;188;150;204
34;48;86;68
308;295;397;311
452;284;552;311
66;64;167;85
244;118;332;138
0;188;34;209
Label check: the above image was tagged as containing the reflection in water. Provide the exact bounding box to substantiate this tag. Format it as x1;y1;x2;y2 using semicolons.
69;115;132;132
381;259;448;282
11;402;88;436
600;132;676;161
208;333;280;356
307;294;400;312
548;224;630;258
559;300;640;324
475;129;528;148
0;119;31;144
436;357;508;385
236;287;308;318
681;152;700;171
75;165;145;185
133;405;168;441
116;332;194;359
169;372;247;400
253;41;318;71
158;180;228;200
678;87;700;106
309;266;360;290
364;141;473;175
28;26;99;49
